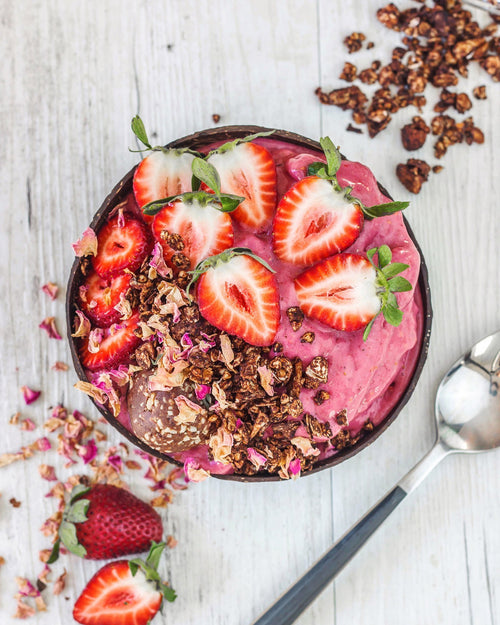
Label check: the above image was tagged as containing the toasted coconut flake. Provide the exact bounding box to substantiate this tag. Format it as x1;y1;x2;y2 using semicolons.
209;427;233;464
21;386;41;405
52;569;67;596
257;366;274;396
38;465;57;481
184;458;210;482
150;242;172;278
71;310;91;338
291;436;320;458
219;334;234;368
114;292;133;321
52;361;69;371
39;317;62;340
41;282;59;300
72;227;97;257
74;381;107;404
149;361;189;391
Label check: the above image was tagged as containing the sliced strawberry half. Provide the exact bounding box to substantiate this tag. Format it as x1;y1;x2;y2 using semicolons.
80;271;132;327
294;254;381;332
80;312;141;371
195;251;279;346
92;215;151;278
273;176;364;266
205;142;277;231
152;197;233;269
72;542;176;625
133;149;195;223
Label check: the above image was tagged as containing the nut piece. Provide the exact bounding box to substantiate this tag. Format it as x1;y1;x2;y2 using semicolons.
269;356;293;385
401;116;430;151
313;390;330;405
344;32;366;54
340;62;357;82
473;85;487;100
300;332;315;344
396;159;431;194
286;307;304;331
303;356;329;390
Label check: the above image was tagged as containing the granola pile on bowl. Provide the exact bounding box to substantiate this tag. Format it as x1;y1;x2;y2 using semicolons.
67;125;431;481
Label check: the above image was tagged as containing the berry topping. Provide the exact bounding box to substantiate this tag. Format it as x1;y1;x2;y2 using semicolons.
294;245;412;339
80;271;132;327
152;195;234;269
92;215;151;278
73;542;175;625
79;312;141;371
204;135;277;230
191;248;280;346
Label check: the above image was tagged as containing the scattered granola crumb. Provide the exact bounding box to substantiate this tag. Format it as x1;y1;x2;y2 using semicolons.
286;306;304;331
340;61;357;82
300;331;315;344
401;116;430;151
396;159;431;194
344;31;366;54
212;113;221;123
9;497;21;508
432;165;444;173
0;556;5;566
346;123;363;134
473;85;487;100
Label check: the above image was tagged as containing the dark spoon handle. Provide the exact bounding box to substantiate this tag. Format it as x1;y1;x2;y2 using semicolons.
252;485;407;625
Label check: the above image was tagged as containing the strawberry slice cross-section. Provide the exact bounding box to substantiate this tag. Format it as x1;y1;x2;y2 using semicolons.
73;542;176;625
294;246;412;339
192;249;280;346
205;141;277;231
152;195;234;269
80;271;132;327
92;215;151;278
273;176;364;266
80;311;141;371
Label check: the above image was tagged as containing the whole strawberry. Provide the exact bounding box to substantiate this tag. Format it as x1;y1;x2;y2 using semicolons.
49;484;163;561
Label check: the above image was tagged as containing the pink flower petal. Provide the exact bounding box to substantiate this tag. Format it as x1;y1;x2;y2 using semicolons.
150;242;172;278
39;317;62;340
79;438;97;464
195;384;210;400
41;282;59;300
21;386;41;405
34;437;52;452
52;361;69;371
72;227;97;257
71;310;91;338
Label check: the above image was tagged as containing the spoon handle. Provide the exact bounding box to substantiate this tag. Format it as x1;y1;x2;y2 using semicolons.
252;443;448;625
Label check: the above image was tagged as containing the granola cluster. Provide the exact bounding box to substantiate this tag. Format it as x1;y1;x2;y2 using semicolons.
316;0;499;193
80;252;359;479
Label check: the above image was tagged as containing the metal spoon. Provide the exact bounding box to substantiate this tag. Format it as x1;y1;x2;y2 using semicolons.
253;330;500;625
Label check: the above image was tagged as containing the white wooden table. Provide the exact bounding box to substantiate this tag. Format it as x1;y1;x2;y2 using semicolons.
1;1;499;623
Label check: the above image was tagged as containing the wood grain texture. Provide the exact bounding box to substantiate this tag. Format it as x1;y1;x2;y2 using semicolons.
0;0;499;624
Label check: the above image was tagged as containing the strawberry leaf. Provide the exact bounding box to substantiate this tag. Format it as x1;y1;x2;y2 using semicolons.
192;157;221;195
377;245;392;268
362;201;409;220
218;194;244;212
307;162;327;177
388;276;413;292
146;541;166;571
65;498;90;523
210;130;275;155
382;262;409;278
363;316;377;341
47;538;60;564
320;136;342;178
69;484;91;504
382;304;403;326
59;521;87;558
160;582;177;603
131;115;152;150
366;247;377;263
142;196;179;216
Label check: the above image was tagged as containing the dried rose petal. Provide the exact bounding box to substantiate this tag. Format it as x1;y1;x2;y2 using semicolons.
21;418;36;431
195;384;211;400
150;242;172;278
52;361;69;371
78;438;98;464
21;386;41;405
72;227;97;257
13;598;36;619
71;310;91;338
247;447;267;469
38;464;57;481
184;458;210;482
52;569;67;596
166;535;178;548
41;282;59;300
74;381;107;404
34;437;52;452
39;317;62;340
289;458;302;478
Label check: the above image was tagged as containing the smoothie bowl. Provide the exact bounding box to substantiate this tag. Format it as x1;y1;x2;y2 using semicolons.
67;124;432;482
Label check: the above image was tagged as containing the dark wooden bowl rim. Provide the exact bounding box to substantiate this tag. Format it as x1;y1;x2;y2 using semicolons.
66;126;432;483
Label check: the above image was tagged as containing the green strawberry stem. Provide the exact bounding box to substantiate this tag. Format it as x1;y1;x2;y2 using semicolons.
363;245;412;341
206;130;275;156
307;136;410;219
129;542;177;604
186;247;276;297
130;115;201;157
142;189;244;217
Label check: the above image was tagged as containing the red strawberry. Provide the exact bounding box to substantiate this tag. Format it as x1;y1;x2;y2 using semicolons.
273;176;363;266
80;312;141;371
92;215;151;278
294;247;411;338
57;484;163;560
195;249;279;346
73;542;176;625
133;149;195;223
205;142;277;230
80;271;132;327
152;197;233;269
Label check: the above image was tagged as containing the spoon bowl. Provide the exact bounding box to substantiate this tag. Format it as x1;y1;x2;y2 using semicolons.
254;329;500;625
